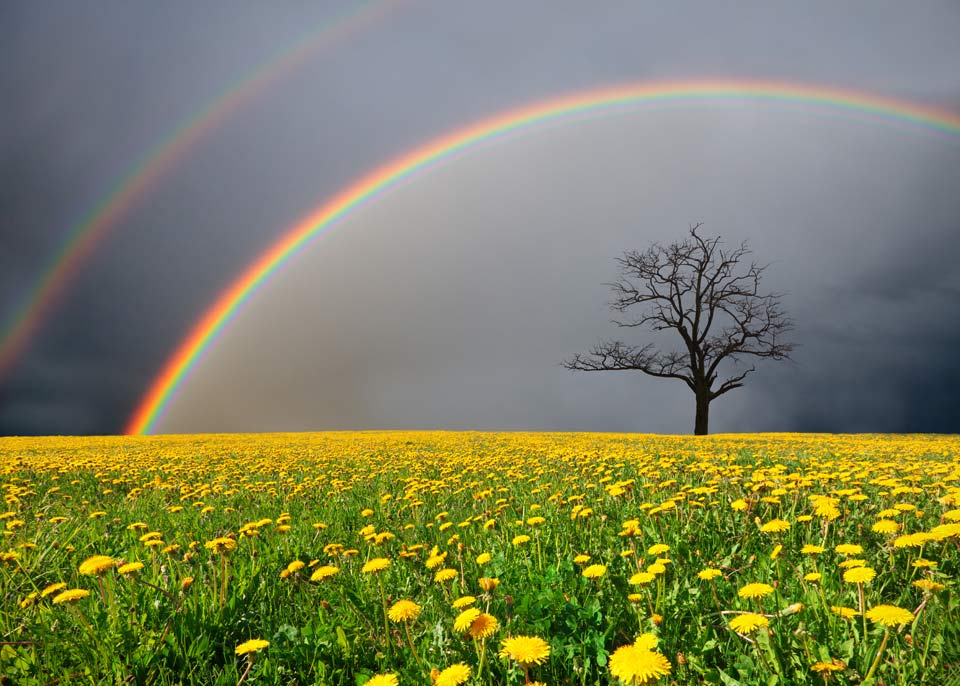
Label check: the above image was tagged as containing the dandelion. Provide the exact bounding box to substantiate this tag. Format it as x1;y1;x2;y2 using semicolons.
468;613;498;639
454;608;481;633
434;663;470;686
728;613;769;634
803;572;822;582
697;568;722;581
362;557;391;574
573;554;591;564
78;555;116;576
834;544;863;556
117;561;144;575
801;545;825;555
364;675;398;686
388;599;421;622
41;582;68;598
435;568;458;583
843;567;875;584
475;552;491;565
831;605;859;619
609;636;672;685
582;564;607;579
512;534;531;546
310;565;339;582
913;579;945;592
647;544;670;556
865;604;914;628
872;520;900;534
452;596;476;609
630;572;656;585
52;589;90;604
235;639;269;656
478;577;499;592
500;635;551;667
204;537;236;555
738;583;774;599
759;519;790;533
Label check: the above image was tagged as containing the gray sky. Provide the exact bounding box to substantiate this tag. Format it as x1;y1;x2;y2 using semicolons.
2;1;959;435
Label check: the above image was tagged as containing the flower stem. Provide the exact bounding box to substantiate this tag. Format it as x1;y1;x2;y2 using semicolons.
863;629;889;684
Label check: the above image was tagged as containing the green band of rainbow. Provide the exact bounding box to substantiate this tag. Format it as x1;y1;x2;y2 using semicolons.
126;79;960;435
0;0;399;378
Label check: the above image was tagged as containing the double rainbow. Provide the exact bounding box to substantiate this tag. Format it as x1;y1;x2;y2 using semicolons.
126;79;960;434
0;0;400;378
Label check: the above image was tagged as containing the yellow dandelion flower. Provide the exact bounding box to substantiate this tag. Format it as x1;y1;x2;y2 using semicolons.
41;582;68;598
310;565;339;582
499;635;551;667
235;639;269;656
831;605;859;619
478;577;499;592
731;499;748;511
434;568;458;583
872;520;900;534
117;561;144;575
19;592;38;609
803;572;822;583
865;604;914;627
646;563;666;575
468;613;498;639
738;583;774;599
452;596;476;609
204;537;236;555
728;613;769;633
388;599;421;622
609;642;672;684
78;554;116;576
759;519;790;533
52;588;90;604
843;567;876;584
454;607;481;633
801;545;825;555
912;558;937;568
697;568;722;581
913;579;945;592
475;552;491;565
834;544;863;555
434;663;470;686
582;564;607;579
811;661;844;673
426;552;447;569
364;674;398;686
630;572;656;585
894;532;932;548
838;559;867;569
647;544;670;556
573;554;591;564
362;557;391;574
512;535;531;546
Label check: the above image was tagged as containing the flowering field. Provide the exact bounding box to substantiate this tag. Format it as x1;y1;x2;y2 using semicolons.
2;432;959;686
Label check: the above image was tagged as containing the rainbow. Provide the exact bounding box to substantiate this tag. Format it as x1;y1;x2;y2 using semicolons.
0;0;401;378
126;79;960;435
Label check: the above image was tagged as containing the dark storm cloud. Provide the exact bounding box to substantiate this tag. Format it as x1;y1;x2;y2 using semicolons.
1;1;959;434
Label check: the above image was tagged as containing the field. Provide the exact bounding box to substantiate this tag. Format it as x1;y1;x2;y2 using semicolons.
2;432;959;686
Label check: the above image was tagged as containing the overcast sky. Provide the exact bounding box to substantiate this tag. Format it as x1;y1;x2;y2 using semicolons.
2;1;959;436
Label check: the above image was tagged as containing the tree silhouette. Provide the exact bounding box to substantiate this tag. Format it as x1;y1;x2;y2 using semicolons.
563;224;794;435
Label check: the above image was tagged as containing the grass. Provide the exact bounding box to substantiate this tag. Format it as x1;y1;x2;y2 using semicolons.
1;431;958;685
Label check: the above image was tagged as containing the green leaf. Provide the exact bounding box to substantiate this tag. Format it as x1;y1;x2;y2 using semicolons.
718;668;743;686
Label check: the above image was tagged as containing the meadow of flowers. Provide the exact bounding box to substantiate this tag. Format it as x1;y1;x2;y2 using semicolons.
2;431;959;685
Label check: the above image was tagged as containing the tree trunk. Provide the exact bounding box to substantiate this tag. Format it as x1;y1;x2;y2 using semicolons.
694;391;710;435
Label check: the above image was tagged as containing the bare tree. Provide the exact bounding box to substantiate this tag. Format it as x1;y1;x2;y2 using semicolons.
563;224;794;435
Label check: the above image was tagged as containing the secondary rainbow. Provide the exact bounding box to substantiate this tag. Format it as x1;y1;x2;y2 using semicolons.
126;79;960;434
0;0;401;378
